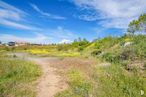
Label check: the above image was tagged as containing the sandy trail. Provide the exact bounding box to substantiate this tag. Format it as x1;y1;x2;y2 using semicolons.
32;58;67;97
11;53;67;97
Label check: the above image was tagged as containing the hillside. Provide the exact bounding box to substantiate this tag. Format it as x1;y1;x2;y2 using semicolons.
0;34;146;97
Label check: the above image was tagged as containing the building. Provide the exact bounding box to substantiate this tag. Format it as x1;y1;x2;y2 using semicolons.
16;42;28;46
8;42;16;46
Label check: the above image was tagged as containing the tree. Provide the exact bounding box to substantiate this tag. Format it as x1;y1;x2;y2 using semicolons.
72;38;89;51
127;20;139;34
127;13;146;34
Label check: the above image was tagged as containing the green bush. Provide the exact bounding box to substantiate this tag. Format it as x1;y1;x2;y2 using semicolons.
102;52;120;63
91;50;102;56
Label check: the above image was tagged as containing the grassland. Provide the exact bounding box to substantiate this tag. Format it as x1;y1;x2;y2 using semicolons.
0;53;41;97
27;49;80;57
0;35;146;97
54;35;146;97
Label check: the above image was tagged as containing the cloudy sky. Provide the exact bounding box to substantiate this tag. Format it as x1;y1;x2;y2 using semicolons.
0;0;146;43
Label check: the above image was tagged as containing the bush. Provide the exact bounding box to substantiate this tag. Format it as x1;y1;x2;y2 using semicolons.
102;53;120;63
120;47;136;60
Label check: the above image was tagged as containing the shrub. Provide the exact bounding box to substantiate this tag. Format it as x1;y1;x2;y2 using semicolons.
102;53;120;63
91;50;102;56
120;47;136;61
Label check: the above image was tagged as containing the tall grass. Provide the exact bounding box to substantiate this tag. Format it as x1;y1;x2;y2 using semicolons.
55;62;146;97
0;58;41;97
93;64;146;97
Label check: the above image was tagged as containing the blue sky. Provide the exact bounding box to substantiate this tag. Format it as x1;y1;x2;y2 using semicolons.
0;0;146;43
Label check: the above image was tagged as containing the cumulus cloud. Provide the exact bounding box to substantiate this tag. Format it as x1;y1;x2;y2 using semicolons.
59;39;72;44
49;26;76;39
40;26;77;43
44;26;77;40
71;0;146;29
30;3;66;20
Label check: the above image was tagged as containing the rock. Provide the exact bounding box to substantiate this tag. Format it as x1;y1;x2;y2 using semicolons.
124;42;133;47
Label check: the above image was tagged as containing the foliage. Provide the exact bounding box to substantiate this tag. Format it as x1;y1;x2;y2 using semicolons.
72;38;89;51
128;13;146;34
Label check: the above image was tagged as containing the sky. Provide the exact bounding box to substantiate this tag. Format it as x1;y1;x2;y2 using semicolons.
0;0;146;44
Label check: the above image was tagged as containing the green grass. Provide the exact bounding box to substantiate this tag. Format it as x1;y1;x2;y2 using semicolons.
55;62;146;97
27;49;80;57
55;69;92;97
93;64;146;97
0;58;41;97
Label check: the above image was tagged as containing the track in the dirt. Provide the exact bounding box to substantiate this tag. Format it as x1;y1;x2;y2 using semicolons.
11;53;67;97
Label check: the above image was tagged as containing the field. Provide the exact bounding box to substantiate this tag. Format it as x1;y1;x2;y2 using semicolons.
0;53;41;97
0;35;146;97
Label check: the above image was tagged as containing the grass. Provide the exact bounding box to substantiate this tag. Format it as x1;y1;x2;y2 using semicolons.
93;64;146;97
0;58;41;97
55;60;146;97
55;69;92;97
0;35;146;97
27;49;80;57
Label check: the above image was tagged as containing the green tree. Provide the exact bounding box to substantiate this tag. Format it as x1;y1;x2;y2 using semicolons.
127;13;146;34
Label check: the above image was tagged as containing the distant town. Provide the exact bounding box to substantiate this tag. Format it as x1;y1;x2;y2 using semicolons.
0;41;45;46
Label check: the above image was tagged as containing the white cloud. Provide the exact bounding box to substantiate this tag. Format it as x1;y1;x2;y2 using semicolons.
59;39;72;44
0;18;41;30
0;1;76;43
47;26;77;40
71;0;146;29
0;26;76;43
0;0;41;30
0;0;27;21
0;32;49;43
30;3;66;20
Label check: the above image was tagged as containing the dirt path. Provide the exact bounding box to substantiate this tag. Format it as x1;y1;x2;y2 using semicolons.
32;58;67;97
10;53;67;97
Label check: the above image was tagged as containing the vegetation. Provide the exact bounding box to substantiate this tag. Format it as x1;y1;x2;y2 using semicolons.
93;64;146;97
55;14;146;97
0;13;146;97
0;55;41;97
55;69;92;97
128;13;146;34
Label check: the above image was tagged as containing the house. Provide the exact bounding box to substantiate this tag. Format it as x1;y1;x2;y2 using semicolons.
8;42;16;46
16;42;28;46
